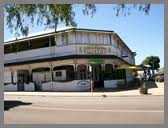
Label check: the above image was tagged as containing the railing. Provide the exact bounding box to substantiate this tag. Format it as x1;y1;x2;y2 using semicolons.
5;45;76;64
4;44;134;65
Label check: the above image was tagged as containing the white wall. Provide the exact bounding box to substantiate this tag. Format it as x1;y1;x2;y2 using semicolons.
55;34;62;45
33;72;51;84
5;46;51;64
81;32;89;44
68;32;75;44
4;71;11;83
13;71;17;83
75;32;112;45
104;79;125;88
4;84;17;91
53;45;76;57
24;83;35;91
4;82;34;91
41;80;91;91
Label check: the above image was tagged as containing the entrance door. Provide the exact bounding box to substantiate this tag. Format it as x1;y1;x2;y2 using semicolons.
33;73;43;91
78;65;88;80
92;65;104;88
18;74;24;91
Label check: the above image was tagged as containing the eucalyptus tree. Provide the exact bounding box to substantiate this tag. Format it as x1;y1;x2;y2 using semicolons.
4;4;150;37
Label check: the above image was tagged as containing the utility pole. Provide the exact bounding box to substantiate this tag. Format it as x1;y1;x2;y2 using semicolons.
89;65;93;96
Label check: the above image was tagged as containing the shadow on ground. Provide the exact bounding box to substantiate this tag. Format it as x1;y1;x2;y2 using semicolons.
146;81;158;89
93;81;158;92
4;100;32;111
93;86;139;92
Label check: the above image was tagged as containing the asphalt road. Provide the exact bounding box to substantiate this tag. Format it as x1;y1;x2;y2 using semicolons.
4;95;164;124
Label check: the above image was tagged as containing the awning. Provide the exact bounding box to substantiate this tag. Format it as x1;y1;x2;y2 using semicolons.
116;64;143;71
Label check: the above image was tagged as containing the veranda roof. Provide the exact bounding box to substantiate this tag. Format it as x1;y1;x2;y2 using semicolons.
116;64;144;71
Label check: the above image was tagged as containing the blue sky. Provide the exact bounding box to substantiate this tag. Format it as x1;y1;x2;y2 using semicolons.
4;4;164;68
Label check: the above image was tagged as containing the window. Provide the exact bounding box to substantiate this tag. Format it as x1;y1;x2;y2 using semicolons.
55;71;62;77
18;74;24;77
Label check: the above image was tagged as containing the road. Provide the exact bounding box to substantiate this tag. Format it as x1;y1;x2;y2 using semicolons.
4;95;164;124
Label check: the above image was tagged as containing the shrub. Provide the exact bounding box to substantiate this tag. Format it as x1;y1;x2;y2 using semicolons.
139;83;148;94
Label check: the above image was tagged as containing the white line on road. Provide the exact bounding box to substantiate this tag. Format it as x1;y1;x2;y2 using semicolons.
14;106;164;113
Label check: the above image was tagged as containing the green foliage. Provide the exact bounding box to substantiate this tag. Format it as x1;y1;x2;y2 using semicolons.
113;4;150;16
4;4;96;37
4;4;150;37
142;56;160;70
82;4;96;17
4;4;78;37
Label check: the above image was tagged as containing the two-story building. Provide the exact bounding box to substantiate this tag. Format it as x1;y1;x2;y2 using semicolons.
4;27;135;91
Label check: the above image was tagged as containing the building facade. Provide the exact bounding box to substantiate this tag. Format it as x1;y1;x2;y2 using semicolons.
4;28;135;91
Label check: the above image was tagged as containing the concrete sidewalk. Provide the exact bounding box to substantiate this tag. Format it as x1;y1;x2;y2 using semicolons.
4;82;164;97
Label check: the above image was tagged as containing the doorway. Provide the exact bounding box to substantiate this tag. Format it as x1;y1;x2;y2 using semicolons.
91;65;104;88
77;65;88;80
17;70;29;91
18;74;24;91
32;67;51;91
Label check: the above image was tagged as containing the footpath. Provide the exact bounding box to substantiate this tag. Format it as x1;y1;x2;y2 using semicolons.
4;82;164;97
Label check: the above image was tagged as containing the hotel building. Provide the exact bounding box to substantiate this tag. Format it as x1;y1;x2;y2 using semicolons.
4;27;135;91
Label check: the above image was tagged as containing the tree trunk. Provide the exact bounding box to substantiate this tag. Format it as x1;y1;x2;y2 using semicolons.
144;70;147;80
54;17;58;32
152;69;155;80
